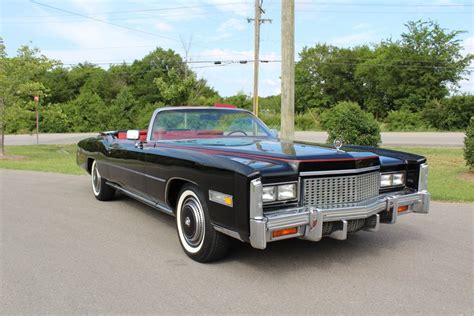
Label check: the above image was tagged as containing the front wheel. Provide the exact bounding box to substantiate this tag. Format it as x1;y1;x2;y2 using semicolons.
176;185;230;262
91;160;115;201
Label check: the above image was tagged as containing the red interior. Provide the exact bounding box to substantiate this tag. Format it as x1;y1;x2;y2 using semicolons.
116;129;147;141
115;129;223;141
152;130;223;140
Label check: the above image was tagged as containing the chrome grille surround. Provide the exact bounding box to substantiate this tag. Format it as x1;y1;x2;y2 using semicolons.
303;171;380;209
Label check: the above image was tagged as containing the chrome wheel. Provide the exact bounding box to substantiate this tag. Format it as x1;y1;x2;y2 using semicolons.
177;190;206;254
91;160;101;196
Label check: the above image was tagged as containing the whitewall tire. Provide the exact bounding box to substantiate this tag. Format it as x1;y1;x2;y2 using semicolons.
176;184;230;262
91;160;115;201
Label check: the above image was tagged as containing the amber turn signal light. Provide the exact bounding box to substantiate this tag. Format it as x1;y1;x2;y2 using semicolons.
397;205;409;213
272;227;298;238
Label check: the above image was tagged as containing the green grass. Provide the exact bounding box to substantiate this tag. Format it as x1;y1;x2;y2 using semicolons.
386;147;473;202
0;144;85;175
0;145;472;202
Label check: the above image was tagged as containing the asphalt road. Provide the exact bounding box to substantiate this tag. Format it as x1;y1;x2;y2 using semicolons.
1;169;472;314
4;131;465;147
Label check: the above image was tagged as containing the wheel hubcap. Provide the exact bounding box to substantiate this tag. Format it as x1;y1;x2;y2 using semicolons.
180;197;204;247
185;217;191;227
92;164;101;194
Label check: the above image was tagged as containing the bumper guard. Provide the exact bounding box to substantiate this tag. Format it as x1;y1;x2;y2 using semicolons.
249;178;430;250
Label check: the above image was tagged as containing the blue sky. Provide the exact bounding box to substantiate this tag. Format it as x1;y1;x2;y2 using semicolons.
1;0;473;97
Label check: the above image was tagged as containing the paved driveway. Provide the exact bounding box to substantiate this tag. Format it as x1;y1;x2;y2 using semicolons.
1;169;472;314
4;131;465;147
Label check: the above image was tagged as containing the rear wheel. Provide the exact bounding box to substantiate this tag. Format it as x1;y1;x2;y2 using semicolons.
176;184;230;262
91;160;115;201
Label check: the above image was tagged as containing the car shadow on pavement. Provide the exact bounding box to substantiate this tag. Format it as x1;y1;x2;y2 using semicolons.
115;193;422;270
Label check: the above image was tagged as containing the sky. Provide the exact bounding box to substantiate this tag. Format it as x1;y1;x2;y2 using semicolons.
1;0;473;97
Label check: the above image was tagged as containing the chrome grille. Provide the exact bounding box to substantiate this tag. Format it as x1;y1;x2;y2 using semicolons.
303;171;380;208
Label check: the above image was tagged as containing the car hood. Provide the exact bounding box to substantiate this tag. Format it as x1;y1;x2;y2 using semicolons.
155;137;383;175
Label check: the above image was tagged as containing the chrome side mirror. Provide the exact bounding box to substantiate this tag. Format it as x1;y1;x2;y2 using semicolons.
270;129;279;138
126;129;140;140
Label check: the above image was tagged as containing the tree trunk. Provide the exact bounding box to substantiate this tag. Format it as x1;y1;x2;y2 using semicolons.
0;126;4;157
0;97;4;156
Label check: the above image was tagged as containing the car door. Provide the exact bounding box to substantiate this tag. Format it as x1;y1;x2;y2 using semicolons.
106;140;147;196
142;144;169;206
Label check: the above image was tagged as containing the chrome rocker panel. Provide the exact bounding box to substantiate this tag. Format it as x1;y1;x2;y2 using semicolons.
249;178;430;250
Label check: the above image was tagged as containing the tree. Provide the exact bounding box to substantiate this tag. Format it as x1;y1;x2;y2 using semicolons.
221;91;252;110
63;90;107;132
0;42;56;155
356;20;473;118
295;44;372;113
0;39;6;155
422;95;474;130
129;48;193;105
464;117;474;169
106;87;139;130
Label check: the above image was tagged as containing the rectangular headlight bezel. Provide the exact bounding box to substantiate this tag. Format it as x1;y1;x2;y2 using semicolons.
262;181;298;204
262;186;277;202
277;183;297;200
380;171;406;188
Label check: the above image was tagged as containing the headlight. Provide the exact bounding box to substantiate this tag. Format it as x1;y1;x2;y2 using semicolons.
263;183;297;203
380;172;405;187
262;186;277;202
278;184;297;200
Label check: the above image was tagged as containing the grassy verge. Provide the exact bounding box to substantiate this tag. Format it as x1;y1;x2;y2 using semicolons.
386;147;472;202
0;145;472;202
0;144;85;175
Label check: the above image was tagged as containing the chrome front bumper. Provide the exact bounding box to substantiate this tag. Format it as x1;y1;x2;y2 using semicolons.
249;178;430;250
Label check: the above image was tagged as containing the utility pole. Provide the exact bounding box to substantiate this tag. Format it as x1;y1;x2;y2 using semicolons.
248;0;271;117
281;0;295;140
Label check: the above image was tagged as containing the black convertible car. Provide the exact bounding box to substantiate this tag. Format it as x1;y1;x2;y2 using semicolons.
77;105;430;262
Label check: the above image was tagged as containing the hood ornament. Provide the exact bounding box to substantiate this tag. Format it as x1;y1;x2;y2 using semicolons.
334;139;343;151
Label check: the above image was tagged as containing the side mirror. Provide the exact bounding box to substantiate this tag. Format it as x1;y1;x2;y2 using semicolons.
126;129;140;140
270;129;279;138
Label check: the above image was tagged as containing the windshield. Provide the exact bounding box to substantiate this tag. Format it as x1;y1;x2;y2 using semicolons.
150;108;273;141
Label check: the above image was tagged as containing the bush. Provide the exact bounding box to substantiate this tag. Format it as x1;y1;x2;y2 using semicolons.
464;117;474;169
41;104;71;133
423;96;474;130
321;101;381;146
260;112;280;129
295;111;321;131
385;109;426;131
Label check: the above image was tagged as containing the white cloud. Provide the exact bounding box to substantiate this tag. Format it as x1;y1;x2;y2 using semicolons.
39;18;179;65
217;18;246;33
462;36;474;56
155;22;173;31
329;31;377;47
191;48;278;61
189;48;280;97
353;23;371;30
205;0;252;17
458;36;474;94
263;78;281;95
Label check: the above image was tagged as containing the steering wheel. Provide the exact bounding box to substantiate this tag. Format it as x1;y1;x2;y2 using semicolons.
227;130;248;136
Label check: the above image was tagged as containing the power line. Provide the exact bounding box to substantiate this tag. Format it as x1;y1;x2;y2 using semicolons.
291;9;473;14
10;2;252;19
28;0;237;54
59;59;474;70
294;1;474;7
4;8;243;22
29;0;181;42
